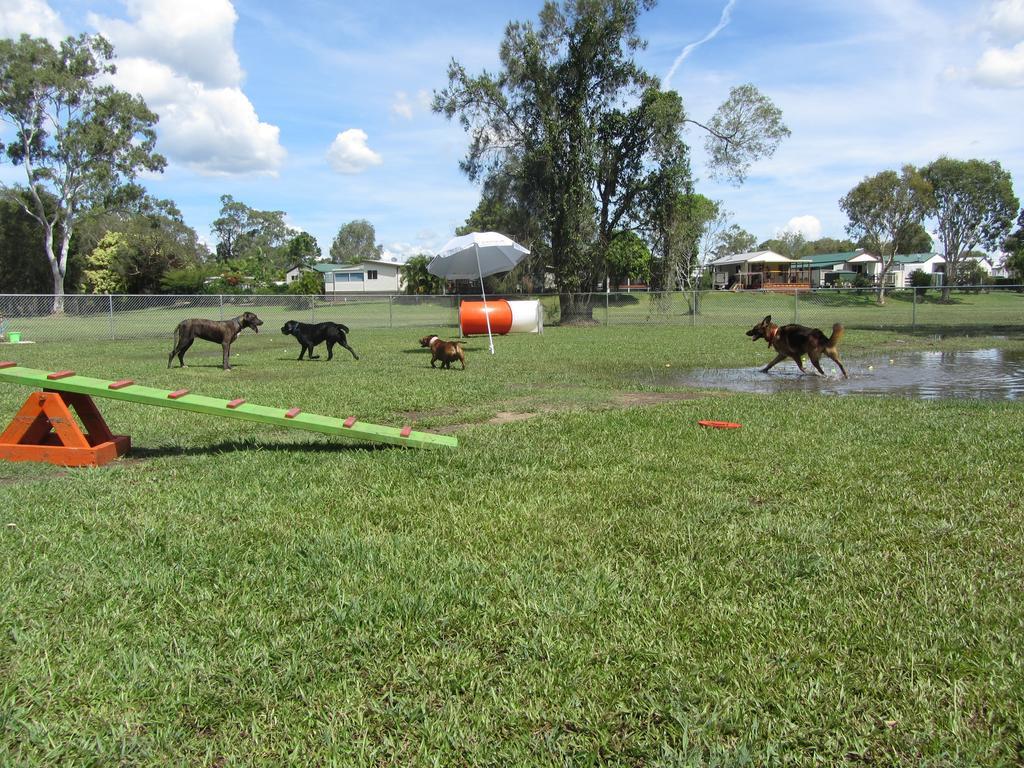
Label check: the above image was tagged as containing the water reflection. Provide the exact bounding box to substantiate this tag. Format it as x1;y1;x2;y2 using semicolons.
677;349;1024;401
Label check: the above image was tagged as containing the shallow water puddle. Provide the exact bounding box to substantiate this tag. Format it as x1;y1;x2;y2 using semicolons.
675;349;1024;401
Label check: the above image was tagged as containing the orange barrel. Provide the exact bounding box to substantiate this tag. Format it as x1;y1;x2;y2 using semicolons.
459;300;513;336
507;300;544;333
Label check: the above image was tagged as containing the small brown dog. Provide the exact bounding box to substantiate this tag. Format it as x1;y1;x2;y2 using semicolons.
419;335;466;370
745;315;848;378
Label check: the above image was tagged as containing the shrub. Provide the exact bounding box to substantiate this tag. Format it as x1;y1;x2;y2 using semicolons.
909;268;932;298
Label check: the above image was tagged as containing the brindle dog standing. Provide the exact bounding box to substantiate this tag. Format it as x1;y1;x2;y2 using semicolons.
167;311;263;370
745;315;848;378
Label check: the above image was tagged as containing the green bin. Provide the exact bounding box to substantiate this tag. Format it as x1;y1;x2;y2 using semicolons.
7;332;21;343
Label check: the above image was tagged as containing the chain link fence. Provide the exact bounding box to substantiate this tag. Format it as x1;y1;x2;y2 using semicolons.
1;287;1022;343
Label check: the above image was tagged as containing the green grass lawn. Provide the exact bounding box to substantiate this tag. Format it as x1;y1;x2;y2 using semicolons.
1;326;1023;765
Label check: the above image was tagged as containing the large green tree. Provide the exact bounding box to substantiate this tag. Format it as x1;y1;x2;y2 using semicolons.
805;237;858;254
605;230;651;289
1002;209;1024;282
0;196;65;293
434;0;788;322
920;157;1018;300
211;195;291;279
712;224;758;258
0;34;165;312
839;165;931;304
284;232;321;268
75;196;208;293
892;222;933;255
330;219;383;264
649;190;719;292
759;231;811;259
211;194;250;262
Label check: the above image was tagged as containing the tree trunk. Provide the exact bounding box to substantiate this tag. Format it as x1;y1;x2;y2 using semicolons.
41;220;67;314
558;293;597;325
941;262;954;302
49;260;66;314
876;258;894;305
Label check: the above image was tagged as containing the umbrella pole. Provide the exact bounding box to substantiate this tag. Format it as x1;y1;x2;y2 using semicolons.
476;244;495;354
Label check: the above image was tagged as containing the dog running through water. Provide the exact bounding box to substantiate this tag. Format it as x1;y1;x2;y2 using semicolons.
419;335;466;370
745;315;848;378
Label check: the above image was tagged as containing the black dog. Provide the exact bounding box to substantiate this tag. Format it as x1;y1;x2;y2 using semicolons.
281;320;359;361
168;312;263;370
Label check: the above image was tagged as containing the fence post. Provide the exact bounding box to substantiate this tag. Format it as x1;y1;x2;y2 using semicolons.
691;289;697;326
108;295;115;340
912;287;917;331
219;295;224;321
310;294;316;323
605;291;610;326
794;289;799;323
388;295;393;328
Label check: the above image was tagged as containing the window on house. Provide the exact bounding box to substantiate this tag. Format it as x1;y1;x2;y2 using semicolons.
367;270;378;280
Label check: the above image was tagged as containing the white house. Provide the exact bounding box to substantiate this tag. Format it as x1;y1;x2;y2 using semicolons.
802;251;880;287
886;253;946;288
964;254;1006;278
311;259;405;294
284;265;307;284
989;254;1010;280
707;250;811;290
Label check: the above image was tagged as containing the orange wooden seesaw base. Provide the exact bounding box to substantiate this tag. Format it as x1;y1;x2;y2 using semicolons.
0;390;130;467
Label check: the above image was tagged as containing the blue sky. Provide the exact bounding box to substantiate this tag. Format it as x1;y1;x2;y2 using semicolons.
2;0;1022;261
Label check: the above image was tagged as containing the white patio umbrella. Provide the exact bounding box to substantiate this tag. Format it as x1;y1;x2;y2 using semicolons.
428;232;530;354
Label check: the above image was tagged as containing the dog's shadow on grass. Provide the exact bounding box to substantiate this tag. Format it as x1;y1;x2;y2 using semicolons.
400;345;485;355
168;363;250;370
129;439;390;459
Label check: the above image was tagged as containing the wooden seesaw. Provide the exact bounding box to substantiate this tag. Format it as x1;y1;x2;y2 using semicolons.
0;361;457;467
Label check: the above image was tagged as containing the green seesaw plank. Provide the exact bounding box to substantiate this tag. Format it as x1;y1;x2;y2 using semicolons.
0;363;457;450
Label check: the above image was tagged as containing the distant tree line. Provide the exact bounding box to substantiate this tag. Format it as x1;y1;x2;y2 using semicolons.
2;12;1021;310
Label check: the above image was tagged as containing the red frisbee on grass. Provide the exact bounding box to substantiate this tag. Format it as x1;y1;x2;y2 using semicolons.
698;420;742;429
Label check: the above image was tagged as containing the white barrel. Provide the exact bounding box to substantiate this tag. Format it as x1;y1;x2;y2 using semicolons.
506;300;544;333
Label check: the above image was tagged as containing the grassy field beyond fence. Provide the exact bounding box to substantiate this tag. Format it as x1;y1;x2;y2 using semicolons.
1;325;1022;765
3;287;1023;342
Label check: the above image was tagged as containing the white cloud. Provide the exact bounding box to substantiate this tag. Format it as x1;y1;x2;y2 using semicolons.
0;0;65;42
89;0;241;88
781;215;822;240
392;92;414;119
107;56;285;175
327;129;383;174
85;0;285;175
383;233;444;262
987;0;1024;43
391;89;433;120
972;41;1024;87
966;0;1024;88
380;245;414;262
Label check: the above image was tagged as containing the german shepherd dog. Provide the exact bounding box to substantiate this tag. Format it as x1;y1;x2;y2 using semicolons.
746;315;848;378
